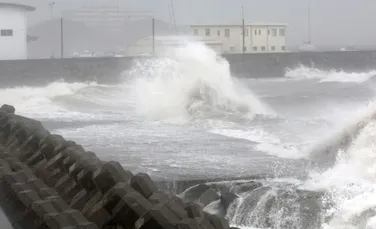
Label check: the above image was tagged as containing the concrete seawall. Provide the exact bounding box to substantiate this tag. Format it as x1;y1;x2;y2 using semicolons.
0;104;236;229
1;51;376;87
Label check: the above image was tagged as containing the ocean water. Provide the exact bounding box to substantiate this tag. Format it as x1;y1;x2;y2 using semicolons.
3;43;376;228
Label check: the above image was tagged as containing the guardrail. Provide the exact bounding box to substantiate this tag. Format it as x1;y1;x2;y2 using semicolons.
0;104;236;229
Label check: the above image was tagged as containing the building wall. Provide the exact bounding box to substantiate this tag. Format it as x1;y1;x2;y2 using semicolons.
192;24;287;54
192;25;244;54
0;7;27;60
250;25;286;53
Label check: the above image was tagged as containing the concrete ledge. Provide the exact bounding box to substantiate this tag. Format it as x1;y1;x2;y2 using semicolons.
0;104;237;229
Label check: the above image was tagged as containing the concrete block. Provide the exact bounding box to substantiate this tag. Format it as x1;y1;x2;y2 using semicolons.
69;189;88;209
69;157;101;181
0;122;11;144
40;134;68;159
3;171;33;185
81;192;103;215
185;204;205;219
93;161;133;193
206;213;230;229
130;173;158;199
25;150;45;168
102;182;136;213
11;178;47;194
17;190;42;208
64;209;91;225
75;223;99;229
85;201;113;229
39;187;59;199
17;130;49;156
31;158;48;173
55;174;74;194
176;218;202;229
44;212;73;228
148;192;188;219
62;180;83;203
113;192;153;229
134;205;181;229
31;199;59;216
198;189;220;208
76;164;101;191
48;197;71;212
0;104;15;114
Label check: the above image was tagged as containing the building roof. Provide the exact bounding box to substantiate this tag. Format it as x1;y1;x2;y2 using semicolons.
0;2;35;11
190;23;287;27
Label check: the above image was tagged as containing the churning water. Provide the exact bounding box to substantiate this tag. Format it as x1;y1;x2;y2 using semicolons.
2;42;376;228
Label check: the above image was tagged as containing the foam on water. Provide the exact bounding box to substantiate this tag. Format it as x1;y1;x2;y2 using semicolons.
0;80;95;116
285;65;376;83
301;103;376;229
209;128;303;159
124;42;274;123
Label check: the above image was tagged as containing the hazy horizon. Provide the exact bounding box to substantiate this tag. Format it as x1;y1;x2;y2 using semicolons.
5;0;376;48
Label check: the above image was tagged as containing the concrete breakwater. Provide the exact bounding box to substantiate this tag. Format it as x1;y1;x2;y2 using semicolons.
0;104;236;229
1;50;376;87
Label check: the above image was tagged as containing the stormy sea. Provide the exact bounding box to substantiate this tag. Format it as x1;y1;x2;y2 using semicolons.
3;43;376;229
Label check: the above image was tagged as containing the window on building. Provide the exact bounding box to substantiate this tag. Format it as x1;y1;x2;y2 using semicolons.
271;46;276;51
253;46;258;52
272;29;277;36
254;30;257;36
225;29;230;37
281;46;286;51
217;30;220;36
268;30;270;36
279;28;285;36
205;29;211;36
261;46;266;51
193;29;198;36
1;29;13;37
243;46;247;52
258;30;261;35
230;46;235;52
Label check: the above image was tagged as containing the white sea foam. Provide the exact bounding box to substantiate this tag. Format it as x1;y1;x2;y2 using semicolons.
285;65;376;83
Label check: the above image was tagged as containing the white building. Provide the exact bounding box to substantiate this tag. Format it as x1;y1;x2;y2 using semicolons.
0;2;35;60
127;36;223;56
190;23;287;54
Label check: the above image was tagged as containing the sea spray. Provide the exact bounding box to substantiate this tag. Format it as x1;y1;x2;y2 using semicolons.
125;41;273;122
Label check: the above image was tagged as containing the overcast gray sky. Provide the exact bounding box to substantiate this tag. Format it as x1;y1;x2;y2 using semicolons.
8;0;376;47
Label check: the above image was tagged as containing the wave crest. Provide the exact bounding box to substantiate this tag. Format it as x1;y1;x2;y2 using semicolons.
125;42;273;122
285;65;376;83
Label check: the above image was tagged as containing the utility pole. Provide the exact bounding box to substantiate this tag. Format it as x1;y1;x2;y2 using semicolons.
170;0;177;34
242;5;245;54
116;0;120;11
152;18;155;56
49;1;55;58
60;18;64;58
49;2;55;20
308;2;311;44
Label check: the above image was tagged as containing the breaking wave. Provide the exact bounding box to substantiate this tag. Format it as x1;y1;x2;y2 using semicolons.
124;42;274;123
285;65;376;83
0;80;97;115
